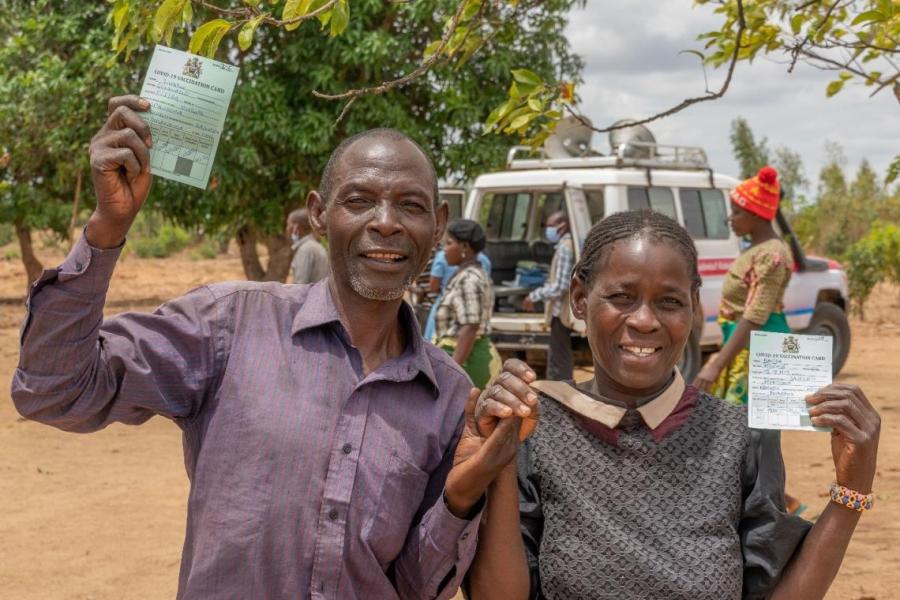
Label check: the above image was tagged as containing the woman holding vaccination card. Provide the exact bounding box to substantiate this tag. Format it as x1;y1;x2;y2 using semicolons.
464;210;880;600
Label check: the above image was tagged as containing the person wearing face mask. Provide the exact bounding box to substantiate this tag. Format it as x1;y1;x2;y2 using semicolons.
286;207;329;284
523;211;575;379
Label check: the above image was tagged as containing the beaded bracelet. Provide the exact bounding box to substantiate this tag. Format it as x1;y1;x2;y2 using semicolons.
830;483;874;512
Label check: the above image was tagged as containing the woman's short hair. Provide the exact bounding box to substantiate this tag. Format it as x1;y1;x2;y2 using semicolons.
446;219;486;253
573;210;702;291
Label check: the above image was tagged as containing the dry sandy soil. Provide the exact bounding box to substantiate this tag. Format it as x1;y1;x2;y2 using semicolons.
1;239;897;599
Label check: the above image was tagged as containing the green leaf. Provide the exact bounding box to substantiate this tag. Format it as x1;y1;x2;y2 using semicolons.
851;10;884;26
238;15;264;51
283;0;311;31
182;1;193;26
153;0;187;42
423;40;443;59
243;0;261;6
484;100;513;131
330;0;349;37
678;49;705;62
461;0;482;21
527;97;544;112
826;79;844;97
506;111;536;132
790;13;804;35
511;68;542;87
189;19;231;57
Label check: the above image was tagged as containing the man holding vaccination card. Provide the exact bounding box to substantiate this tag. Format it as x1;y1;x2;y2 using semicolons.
11;93;523;599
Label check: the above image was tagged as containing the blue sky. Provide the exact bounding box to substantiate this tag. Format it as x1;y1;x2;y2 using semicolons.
564;1;899;194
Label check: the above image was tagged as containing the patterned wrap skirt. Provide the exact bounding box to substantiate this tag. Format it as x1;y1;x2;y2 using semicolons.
711;312;791;406
435;335;502;389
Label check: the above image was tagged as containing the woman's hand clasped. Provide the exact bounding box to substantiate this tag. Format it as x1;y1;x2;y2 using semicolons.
475;358;541;442
806;383;881;493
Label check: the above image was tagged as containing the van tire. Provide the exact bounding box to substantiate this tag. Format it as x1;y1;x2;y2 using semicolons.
678;331;702;382
802;302;851;376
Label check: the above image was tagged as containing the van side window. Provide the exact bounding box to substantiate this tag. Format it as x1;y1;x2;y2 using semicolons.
627;187;677;220
586;189;605;223
480;192;531;240
680;188;729;239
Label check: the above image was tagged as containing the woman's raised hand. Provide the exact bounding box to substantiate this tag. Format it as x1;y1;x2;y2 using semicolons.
475;358;540;441
806;383;881;493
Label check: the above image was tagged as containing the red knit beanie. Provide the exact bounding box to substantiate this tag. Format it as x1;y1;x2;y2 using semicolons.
730;166;780;221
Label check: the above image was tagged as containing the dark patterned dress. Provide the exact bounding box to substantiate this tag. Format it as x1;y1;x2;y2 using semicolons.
518;383;810;600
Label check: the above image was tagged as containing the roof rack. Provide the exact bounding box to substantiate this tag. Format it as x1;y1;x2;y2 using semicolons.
506;141;710;171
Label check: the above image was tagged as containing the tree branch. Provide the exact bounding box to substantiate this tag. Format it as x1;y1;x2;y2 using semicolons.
788;0;844;74
310;0;474;121
566;0;746;134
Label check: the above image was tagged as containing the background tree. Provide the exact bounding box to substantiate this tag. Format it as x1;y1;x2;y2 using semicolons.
0;0;134;288
729;116;809;215
140;0;584;280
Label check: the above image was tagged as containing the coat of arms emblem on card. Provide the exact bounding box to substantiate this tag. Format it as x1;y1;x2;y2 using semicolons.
782;335;800;354
182;57;202;78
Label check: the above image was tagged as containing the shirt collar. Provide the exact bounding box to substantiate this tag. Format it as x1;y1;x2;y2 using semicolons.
291;279;439;394
531;369;685;430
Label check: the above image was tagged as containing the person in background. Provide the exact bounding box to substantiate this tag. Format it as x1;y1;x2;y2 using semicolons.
286;207;329;284
466;210;881;600
433;219;501;388
523;211;574;379
692;166;794;405
693;166;806;514
423;242;491;341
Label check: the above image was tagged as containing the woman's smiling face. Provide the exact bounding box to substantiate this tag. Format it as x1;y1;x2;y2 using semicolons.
571;235;697;401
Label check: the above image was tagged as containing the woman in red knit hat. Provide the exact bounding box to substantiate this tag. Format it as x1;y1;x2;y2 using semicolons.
692;166;793;405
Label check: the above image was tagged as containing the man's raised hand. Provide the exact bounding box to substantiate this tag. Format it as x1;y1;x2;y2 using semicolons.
86;95;154;248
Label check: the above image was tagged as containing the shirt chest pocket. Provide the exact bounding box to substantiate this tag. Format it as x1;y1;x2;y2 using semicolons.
362;451;430;570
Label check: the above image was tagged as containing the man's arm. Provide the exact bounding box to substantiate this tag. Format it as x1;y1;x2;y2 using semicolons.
393;383;527;600
10;94;220;431
11;236;223;431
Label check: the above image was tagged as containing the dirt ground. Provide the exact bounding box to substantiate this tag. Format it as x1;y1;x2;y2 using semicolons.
1;240;897;599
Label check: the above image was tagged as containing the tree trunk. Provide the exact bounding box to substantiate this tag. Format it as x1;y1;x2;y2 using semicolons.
235;226;294;282
15;220;43;291
263;233;293;282
236;225;265;281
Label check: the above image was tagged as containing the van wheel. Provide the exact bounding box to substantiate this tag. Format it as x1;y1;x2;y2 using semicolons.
678;331;702;382
802;302;851;376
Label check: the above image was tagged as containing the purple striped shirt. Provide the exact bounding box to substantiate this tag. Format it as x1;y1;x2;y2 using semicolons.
11;236;481;599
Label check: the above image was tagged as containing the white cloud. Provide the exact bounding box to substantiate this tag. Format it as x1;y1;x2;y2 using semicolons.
564;0;899;192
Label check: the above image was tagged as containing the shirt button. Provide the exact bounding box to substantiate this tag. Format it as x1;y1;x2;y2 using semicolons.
74;262;84;272
328;508;338;521
342;443;352;454
461;532;469;540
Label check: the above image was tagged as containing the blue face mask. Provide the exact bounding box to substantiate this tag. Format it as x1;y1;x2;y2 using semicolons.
291;233;301;243
545;225;561;244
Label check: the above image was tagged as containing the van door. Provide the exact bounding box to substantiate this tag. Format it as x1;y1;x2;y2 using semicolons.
564;185;591;334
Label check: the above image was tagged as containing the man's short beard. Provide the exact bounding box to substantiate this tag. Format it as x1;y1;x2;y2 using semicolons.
348;270;416;301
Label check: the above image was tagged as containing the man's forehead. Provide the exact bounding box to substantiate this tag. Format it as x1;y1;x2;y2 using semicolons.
337;136;431;173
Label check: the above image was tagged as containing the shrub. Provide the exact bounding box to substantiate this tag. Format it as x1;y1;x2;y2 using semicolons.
0;223;14;246
191;238;219;260
132;223;191;258
842;223;900;319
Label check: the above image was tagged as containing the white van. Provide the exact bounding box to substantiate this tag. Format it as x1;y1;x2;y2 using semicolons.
463;143;851;379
